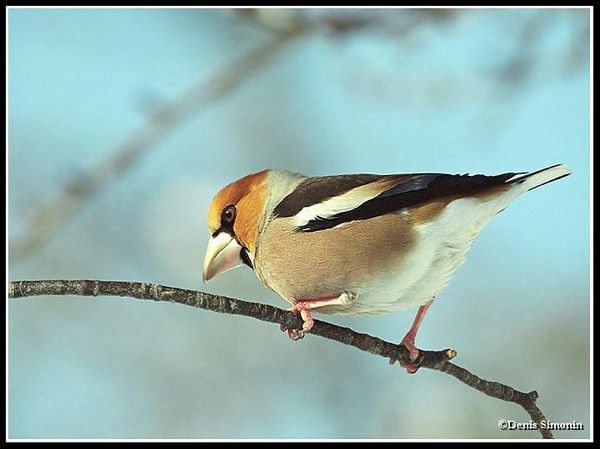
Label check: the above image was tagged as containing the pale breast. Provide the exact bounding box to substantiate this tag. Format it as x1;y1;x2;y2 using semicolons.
254;213;417;311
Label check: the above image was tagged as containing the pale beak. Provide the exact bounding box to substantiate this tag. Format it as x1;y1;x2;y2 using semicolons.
203;232;244;282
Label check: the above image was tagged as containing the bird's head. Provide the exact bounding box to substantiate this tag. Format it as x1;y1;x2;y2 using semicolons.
203;170;270;282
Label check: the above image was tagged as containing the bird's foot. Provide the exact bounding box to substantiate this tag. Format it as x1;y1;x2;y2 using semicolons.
389;336;422;374
279;295;349;341
389;301;433;373
280;302;314;341
389;347;458;373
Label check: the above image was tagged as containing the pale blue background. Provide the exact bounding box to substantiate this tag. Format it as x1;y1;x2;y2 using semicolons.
8;8;590;439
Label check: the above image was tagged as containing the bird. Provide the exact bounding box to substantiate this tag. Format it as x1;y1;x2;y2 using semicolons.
202;164;570;372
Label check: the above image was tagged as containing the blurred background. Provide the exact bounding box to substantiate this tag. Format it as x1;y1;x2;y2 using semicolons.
8;8;590;439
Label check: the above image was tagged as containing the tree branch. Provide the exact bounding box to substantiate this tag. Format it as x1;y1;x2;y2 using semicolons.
8;279;553;439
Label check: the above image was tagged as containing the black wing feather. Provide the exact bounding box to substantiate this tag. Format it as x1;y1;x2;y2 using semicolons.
273;174;390;218
299;172;517;232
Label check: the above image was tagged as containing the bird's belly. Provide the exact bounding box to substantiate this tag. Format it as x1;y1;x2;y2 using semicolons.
313;230;466;316
255;225;452;316
255;213;418;310
345;196;513;315
347;197;511;315
340;231;470;315
256;196;511;316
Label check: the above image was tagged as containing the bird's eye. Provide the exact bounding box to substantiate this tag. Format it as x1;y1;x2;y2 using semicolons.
221;204;236;224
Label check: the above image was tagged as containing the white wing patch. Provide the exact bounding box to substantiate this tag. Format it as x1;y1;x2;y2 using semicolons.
293;180;394;227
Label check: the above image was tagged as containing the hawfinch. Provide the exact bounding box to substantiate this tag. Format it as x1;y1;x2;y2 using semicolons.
203;164;570;372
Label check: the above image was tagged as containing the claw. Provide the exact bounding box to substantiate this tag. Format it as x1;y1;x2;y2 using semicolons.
287;328;305;340
280;323;305;340
280;296;343;341
389;345;423;374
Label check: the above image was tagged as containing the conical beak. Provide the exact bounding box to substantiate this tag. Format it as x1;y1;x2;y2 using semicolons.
202;232;244;282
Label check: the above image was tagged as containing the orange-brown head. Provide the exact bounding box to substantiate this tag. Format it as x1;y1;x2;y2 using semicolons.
203;170;270;281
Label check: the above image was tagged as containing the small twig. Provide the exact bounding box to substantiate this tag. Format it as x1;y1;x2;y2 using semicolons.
8;279;553;439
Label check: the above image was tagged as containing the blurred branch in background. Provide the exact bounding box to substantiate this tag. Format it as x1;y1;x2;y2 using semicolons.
342;9;588;109
9;279;555;439
493;9;588;89
6;9;463;262
9;8;589;262
9;28;300;261
495;11;549;87
242;8;458;37
562;9;591;74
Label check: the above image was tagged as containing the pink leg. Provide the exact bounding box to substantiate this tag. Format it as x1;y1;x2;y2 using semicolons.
390;300;433;373
280;296;345;341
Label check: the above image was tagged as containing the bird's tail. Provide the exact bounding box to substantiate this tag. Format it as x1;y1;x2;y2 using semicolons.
509;164;571;192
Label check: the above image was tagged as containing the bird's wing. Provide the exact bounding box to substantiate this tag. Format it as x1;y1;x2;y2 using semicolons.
273;172;519;232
